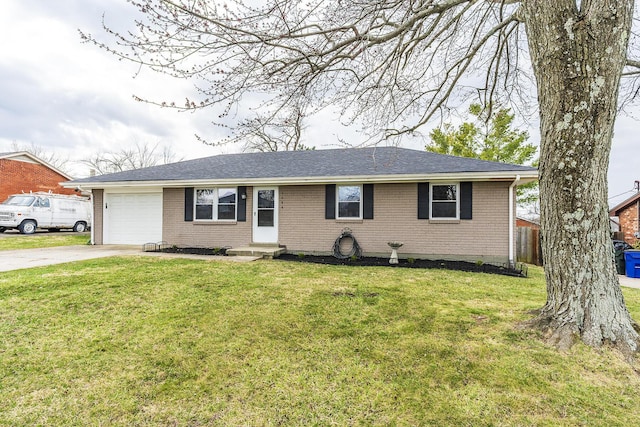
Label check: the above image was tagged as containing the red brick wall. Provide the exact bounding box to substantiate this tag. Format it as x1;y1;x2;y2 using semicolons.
0;158;75;202
618;201;640;246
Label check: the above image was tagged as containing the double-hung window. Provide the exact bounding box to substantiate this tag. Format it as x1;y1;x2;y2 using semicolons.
430;183;459;219
337;185;362;219
195;188;237;221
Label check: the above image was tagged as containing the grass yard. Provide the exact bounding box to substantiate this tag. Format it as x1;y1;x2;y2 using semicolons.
0;232;89;250
1;257;640;425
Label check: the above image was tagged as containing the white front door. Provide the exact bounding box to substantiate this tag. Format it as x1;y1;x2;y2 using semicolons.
253;187;278;244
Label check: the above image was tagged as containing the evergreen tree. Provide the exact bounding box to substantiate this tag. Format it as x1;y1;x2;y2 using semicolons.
427;104;538;204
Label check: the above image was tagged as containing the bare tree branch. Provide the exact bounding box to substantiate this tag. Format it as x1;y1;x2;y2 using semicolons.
10;142;70;173
82;0;530;143
81;142;183;175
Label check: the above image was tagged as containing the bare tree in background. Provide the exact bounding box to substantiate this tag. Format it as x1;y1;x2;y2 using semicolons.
83;1;640;354
10;142;70;173
207;104;314;152
82;142;182;175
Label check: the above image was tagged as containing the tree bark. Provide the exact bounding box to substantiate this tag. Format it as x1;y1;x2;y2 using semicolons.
522;1;639;354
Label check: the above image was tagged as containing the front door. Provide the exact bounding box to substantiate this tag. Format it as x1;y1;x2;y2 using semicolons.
253;187;278;244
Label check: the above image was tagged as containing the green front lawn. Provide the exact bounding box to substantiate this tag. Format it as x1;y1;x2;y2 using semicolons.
1;257;639;425
0;232;89;250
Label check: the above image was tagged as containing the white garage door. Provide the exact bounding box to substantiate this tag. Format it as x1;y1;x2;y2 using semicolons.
104;192;163;244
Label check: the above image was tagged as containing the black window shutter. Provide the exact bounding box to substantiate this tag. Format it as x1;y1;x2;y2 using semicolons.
184;187;194;222
417;182;430;219
363;184;374;219
325;184;336;219
237;186;247;222
460;182;473;220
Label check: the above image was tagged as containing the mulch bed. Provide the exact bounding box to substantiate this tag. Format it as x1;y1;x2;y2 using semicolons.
155;246;229;256
277;253;527;277
148;246;526;277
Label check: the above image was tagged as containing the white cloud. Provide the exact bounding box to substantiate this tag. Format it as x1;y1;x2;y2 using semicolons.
609;114;640;206
0;0;223;176
0;0;637;205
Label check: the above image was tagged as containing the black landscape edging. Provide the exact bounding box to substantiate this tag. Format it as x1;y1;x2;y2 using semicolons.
277;253;527;277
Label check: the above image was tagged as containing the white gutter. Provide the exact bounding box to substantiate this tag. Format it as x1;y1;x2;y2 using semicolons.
63;171;539;190
508;175;521;267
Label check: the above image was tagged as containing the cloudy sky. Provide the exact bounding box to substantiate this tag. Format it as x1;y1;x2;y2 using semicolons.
1;0;638;207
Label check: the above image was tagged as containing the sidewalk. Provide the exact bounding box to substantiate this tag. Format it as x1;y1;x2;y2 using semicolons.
619;275;640;289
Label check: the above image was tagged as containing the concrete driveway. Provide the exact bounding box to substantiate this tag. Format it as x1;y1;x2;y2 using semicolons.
0;245;260;272
0;245;142;272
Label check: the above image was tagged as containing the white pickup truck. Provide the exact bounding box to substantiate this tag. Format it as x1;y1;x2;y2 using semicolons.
0;192;91;234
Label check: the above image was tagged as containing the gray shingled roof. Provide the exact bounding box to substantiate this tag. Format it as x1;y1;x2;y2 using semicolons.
71;147;537;184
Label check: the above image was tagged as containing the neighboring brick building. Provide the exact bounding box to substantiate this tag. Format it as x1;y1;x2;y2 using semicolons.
0;152;75;202
609;192;640;246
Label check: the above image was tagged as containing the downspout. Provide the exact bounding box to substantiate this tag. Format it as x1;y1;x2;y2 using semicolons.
509;175;521;267
84;188;94;246
635;181;640;241
75;185;93;245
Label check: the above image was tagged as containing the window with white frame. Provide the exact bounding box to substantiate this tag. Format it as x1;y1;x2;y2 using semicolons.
195;188;237;221
337;185;362;219
430;183;459;219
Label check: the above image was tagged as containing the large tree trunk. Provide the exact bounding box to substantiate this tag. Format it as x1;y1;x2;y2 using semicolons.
522;1;639;354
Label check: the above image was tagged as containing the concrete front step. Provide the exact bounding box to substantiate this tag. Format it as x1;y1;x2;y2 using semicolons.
226;245;286;259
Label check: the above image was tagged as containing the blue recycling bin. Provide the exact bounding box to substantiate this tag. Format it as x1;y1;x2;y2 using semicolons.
625;250;640;278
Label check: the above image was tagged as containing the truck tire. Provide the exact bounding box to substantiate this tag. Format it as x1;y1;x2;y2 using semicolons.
73;222;87;233
19;220;37;235
0;227;5;233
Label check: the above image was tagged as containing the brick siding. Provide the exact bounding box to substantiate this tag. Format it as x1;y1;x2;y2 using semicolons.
279;182;512;264
159;182;513;264
618;200;640;245
162;188;253;248
0;158;75;202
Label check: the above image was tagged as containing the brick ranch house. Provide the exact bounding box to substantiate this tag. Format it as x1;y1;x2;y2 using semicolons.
0;152;76;202
66;147;538;265
609;191;640;246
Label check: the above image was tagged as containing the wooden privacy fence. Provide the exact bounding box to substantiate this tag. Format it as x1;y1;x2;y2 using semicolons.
517;227;543;266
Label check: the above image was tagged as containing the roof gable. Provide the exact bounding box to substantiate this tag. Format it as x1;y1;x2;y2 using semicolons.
0;151;73;180
0;153;38;164
609;192;640;216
